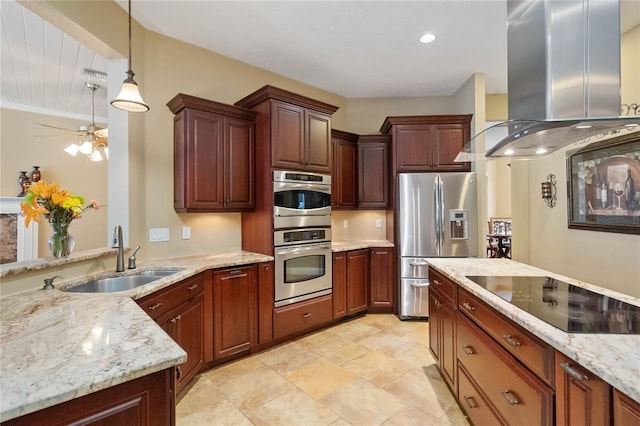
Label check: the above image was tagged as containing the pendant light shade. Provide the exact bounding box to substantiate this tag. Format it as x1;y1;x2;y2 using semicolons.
110;0;149;112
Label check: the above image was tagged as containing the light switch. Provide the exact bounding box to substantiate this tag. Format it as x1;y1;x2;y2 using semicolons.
181;226;191;240
376;219;382;228
343;220;348;229
149;228;170;242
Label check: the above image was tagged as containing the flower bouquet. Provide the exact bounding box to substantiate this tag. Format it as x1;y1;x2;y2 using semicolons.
20;181;99;258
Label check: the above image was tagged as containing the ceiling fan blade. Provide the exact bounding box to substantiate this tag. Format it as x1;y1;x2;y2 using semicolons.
95;128;108;138
34;122;77;133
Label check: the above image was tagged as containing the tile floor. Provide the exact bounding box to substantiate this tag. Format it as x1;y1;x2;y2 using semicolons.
176;314;469;426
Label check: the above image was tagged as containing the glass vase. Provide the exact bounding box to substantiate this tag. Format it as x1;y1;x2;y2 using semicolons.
48;220;75;258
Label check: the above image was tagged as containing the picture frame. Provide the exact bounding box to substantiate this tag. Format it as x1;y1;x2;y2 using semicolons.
567;132;640;235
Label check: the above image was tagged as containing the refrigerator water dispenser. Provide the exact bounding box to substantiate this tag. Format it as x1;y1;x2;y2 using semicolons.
450;209;469;240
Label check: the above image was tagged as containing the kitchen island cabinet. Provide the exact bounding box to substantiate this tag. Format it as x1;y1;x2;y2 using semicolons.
428;268;457;392
614;389;640;425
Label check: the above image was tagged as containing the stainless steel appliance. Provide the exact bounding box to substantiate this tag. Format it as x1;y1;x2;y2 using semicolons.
274;228;332;307
466;276;640;335
273;170;331;229
398;172;477;319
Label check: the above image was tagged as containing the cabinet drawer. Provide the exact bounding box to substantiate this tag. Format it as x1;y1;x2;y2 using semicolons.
458;287;554;386
274;295;333;339
458;363;506;426
429;268;457;304
457;313;553;426
137;274;204;319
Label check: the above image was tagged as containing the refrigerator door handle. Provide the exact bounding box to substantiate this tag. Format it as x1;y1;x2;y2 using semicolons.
410;282;430;288
436;175;445;255
433;176;440;254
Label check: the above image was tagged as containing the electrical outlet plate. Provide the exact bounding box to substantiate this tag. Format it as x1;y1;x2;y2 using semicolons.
343;220;348;229
181;226;191;240
149;228;170;242
376;219;382;228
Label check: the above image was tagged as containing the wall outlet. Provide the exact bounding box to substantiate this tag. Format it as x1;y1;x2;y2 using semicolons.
343;219;349;229
181;226;191;240
376;219;382;228
149;228;170;242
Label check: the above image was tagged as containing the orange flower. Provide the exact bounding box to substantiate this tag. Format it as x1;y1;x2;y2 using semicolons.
20;201;49;228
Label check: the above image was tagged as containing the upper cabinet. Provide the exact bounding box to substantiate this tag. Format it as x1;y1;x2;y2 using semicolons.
331;129;359;209
235;85;339;173
167;93;257;212
358;135;390;209
381;115;472;173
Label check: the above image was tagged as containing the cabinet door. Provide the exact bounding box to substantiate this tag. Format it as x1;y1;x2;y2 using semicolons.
175;295;206;393
346;249;369;315
358;140;389;209
305;110;332;172
332;252;347;319
271;100;304;170
332;138;357;209
224;117;255;209
213;266;258;359
368;247;394;312
257;261;274;345
428;290;441;364
393;124;433;171
183;109;225;210
440;298;457;391
556;352;611;426
614;389;640;426
431;123;470;172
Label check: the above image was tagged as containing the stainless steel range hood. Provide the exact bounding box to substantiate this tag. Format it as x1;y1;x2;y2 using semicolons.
460;0;640;160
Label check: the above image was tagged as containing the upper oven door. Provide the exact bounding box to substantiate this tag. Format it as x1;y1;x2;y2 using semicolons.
273;182;331;217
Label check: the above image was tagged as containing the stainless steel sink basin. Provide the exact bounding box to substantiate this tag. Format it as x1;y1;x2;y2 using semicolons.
63;270;182;293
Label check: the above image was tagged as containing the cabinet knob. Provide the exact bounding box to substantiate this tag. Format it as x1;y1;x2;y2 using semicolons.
226;198;230;204
219;199;223;204
501;390;520;405
462;345;475;355
176;366;182;380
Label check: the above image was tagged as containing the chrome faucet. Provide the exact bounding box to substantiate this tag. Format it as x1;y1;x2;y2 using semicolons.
128;246;141;270
113;225;124;272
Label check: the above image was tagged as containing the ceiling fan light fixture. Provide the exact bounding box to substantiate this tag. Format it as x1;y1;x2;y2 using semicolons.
64;144;80;157
79;141;94;155
110;0;149;113
89;150;103;162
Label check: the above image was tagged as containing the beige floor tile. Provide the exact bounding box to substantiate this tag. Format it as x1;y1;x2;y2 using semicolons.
356;331;418;358
297;330;369;365
325;318;382;341
381;406;453;426
360;314;424;336
203;356;266;387
176;375;228;419
394;343;437;368
285;357;358;399
321;377;403;425
256;341;320;374
177;399;254;426
246;388;340;426
218;365;298;411
402;324;430;346
341;351;411;387
439;404;470;425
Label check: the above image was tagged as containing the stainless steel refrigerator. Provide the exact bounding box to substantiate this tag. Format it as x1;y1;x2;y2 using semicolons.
397;172;478;319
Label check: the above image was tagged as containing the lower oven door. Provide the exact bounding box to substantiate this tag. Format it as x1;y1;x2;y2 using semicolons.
274;242;332;307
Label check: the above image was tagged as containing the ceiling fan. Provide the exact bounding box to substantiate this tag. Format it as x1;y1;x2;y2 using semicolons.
36;82;109;161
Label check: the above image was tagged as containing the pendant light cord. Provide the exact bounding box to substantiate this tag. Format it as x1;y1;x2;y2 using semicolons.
127;0;132;72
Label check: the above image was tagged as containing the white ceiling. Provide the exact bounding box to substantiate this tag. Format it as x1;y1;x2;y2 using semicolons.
1;0;639;125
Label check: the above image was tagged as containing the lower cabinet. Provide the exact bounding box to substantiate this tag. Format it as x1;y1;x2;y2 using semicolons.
332;252;348;319
429;288;457;391
368;247;394;312
458;363;505;425
614;389;640;425
257;261;275;345
346;249;369;315
3;369;174;426
213;265;258;360
555;351;611;426
273;294;333;339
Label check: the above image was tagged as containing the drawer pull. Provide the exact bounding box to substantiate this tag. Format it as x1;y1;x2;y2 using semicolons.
560;362;589;381
187;284;198;291
301;313;311;318
432;279;442;286
221;273;248;280
462;345;475;355
503;334;521;347
463;396;478;409
501;390;520;405
462;302;475;312
148;302;163;310
176;366;182;380
170;315;181;324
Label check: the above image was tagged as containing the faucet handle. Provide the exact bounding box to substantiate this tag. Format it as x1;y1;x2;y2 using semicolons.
128;245;141;270
43;276;63;290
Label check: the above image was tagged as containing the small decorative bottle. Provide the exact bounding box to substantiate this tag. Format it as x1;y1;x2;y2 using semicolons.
31;166;41;182
601;180;608;209
625;170;635;212
17;171;31;197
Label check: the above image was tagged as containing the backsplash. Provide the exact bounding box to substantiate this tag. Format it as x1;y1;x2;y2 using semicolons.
331;210;387;241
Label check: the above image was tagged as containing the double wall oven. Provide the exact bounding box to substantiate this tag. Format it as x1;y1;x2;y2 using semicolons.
273;171;332;307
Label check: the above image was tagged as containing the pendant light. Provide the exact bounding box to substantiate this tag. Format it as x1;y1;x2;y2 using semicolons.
110;0;149;112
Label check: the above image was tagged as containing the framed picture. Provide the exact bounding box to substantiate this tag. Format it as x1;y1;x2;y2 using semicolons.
567;132;640;234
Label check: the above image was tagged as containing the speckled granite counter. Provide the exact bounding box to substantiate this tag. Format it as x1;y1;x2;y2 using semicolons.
331;240;394;252
0;251;273;422
426;258;640;404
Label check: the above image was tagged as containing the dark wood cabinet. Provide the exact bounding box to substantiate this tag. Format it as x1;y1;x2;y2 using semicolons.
380;115;472;173
273;294;333;339
555;351;611;426
358;135;390;209
213;265;258;360
331;129;358;209
346;249;369;315
332;252;348;319
2;369;175;426
235;85;338;174
137;273;206;395
614;389;640;426
257;261;275;346
167;93;256;212
368;247;394;312
428;269;457;391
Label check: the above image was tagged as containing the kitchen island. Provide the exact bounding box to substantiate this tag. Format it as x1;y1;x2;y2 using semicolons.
0;250;272;423
427;258;640;424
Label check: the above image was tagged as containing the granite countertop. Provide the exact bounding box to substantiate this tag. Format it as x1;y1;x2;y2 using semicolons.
331;240;394;252
426;258;640;404
0;250;273;422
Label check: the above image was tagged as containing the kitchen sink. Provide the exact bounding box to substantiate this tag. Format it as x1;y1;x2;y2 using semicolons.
62;269;182;293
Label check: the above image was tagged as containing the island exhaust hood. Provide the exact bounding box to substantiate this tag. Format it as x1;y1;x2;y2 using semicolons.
459;0;640;160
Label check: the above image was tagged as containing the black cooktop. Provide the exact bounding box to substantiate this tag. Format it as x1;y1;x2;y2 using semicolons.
466;276;640;334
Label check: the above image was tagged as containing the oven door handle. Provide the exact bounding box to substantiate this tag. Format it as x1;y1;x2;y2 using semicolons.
276;243;332;255
273;182;331;194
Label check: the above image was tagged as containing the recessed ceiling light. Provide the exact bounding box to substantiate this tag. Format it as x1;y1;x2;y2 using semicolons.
504;149;515;155
419;33;436;44
536;148;548;155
